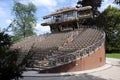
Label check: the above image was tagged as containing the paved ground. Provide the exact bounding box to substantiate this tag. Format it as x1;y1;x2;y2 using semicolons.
20;58;120;80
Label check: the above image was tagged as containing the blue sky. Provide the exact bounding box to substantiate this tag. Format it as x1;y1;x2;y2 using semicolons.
0;0;119;35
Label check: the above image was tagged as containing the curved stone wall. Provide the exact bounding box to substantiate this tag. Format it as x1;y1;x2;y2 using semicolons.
40;43;105;73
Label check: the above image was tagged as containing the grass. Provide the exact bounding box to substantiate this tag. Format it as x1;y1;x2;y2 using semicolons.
106;53;120;59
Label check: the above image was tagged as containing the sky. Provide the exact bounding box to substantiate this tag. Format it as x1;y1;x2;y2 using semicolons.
0;0;119;35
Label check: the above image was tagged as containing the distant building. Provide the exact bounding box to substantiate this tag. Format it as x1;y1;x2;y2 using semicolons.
41;6;93;32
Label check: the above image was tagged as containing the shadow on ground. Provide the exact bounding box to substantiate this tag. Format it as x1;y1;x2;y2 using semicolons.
20;74;107;80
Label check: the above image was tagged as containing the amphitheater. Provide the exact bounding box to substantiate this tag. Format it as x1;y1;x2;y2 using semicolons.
12;5;106;73
13;25;106;73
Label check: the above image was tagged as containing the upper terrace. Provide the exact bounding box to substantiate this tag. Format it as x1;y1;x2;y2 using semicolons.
41;6;93;26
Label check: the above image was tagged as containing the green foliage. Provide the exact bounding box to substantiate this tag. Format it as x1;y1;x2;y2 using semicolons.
0;32;21;80
12;2;37;41
77;0;103;17
114;0;120;5
77;0;103;25
96;6;120;53
78;0;102;8
0;31;35;80
106;53;120;59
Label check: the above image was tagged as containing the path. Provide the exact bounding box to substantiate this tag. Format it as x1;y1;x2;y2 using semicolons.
20;58;120;80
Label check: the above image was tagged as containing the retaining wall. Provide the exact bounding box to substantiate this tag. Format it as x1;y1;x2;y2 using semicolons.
40;43;105;73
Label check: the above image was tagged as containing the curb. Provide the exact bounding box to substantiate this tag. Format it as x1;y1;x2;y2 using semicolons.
22;60;112;77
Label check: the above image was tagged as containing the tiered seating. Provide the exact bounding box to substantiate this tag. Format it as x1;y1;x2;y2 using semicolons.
35;33;67;48
12;35;45;52
31;32;67;60
12;27;104;69
61;28;102;50
32;30;84;60
44;28;104;67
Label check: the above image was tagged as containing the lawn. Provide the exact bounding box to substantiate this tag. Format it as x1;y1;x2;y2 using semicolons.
106;53;120;59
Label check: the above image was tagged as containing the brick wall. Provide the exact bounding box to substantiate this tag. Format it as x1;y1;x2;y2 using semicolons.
40;43;105;73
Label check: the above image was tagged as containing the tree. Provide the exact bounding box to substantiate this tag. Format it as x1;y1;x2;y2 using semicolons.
114;0;120;5
0;31;21;80
0;31;35;80
96;6;120;52
77;0;103;17
12;2;37;41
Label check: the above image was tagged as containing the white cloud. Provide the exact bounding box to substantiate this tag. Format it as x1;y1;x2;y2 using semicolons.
31;0;57;7
20;0;57;12
6;19;12;24
34;22;51;35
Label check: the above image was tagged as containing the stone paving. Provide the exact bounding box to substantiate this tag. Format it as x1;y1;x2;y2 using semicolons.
20;58;120;80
